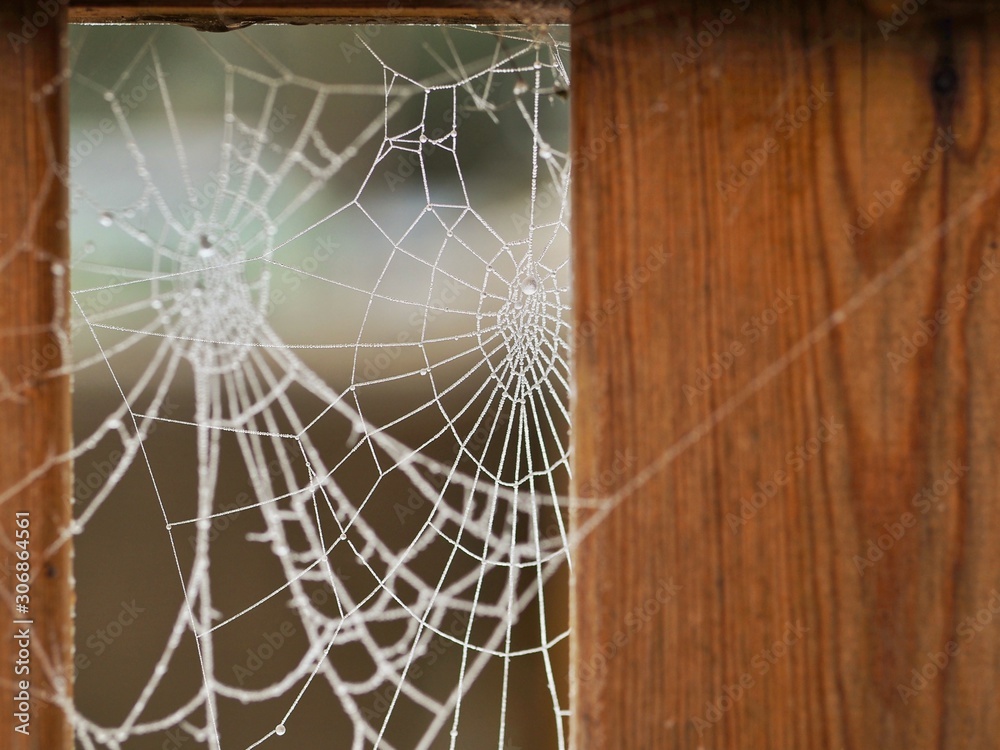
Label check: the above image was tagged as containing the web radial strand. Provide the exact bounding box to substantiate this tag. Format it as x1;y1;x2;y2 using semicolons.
65;24;571;750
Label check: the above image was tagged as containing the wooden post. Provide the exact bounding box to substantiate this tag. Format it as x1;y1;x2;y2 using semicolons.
572;1;1000;749
0;2;73;749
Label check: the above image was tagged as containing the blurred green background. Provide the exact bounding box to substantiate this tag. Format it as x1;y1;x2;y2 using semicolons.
69;22;570;750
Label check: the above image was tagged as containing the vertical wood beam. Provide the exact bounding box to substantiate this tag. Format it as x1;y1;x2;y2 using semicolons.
571;1;1000;749
0;2;73;748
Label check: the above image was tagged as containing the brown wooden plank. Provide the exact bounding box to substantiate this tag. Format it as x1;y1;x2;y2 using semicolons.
68;0;568;29
63;0;1000;30
571;1;1000;749
0;2;73;749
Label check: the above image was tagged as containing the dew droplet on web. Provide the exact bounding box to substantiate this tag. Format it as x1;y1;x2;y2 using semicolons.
99;212;114;228
513;80;529;96
274;724;286;736
521;276;538;295
198;234;215;257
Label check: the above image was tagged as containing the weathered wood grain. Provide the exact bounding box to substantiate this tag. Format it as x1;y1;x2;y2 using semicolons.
0;3;73;749
67;0;569;29
571;1;1000;749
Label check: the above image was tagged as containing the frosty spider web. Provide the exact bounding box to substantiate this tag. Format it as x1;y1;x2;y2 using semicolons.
56;23;571;750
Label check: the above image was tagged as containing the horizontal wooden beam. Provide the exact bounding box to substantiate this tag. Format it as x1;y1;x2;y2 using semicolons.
64;0;1000;30
68;1;570;29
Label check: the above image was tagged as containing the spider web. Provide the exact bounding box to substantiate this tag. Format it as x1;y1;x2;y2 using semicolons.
57;23;571;750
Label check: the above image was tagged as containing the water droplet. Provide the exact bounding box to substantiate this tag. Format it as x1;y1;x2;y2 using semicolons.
446;229;453;237
513;80;529;96
51;263;65;277
275;724;286;736
419;368;428;376
154;664;167;677
339;533;347;541
514;297;524;310
539;145;552;160
99;212;114;228
223;113;235;123
419;134;428;143
534;61;542;70
150;299;163;310
198;234;214;257
521;276;538;295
